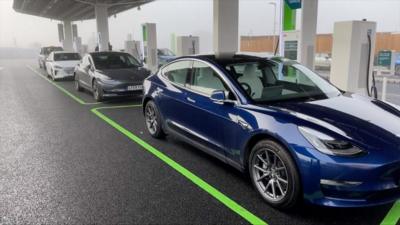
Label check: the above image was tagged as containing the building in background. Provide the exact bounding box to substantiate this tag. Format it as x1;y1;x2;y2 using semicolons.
241;32;400;54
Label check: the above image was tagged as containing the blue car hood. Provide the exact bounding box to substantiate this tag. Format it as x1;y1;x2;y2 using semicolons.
272;93;400;149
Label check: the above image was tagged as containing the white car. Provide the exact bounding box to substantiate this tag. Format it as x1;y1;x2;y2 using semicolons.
45;51;81;81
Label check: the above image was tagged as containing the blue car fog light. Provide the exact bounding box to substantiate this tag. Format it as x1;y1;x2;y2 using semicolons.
320;179;362;187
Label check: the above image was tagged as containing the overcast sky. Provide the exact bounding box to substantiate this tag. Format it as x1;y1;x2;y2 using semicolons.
1;0;400;52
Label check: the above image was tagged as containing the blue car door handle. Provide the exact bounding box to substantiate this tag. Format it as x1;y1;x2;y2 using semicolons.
186;97;196;103
237;119;250;130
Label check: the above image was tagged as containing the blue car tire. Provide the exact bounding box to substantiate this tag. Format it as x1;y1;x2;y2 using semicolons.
145;100;165;139
249;140;301;209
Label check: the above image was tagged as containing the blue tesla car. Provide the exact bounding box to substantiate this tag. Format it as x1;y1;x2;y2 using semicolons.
142;54;400;209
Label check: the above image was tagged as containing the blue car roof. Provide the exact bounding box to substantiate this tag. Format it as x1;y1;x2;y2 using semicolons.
175;54;272;66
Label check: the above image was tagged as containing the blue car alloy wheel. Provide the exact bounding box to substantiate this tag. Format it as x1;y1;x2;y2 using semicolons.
145;100;165;138
249;140;301;209
142;54;400;209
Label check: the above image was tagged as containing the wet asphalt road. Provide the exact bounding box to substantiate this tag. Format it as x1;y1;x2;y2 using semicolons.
0;59;398;225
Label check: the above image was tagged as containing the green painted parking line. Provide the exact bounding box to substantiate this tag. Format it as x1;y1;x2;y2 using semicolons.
381;201;400;225
25;63;400;225
95;104;143;110
26;65;101;105
92;105;268;225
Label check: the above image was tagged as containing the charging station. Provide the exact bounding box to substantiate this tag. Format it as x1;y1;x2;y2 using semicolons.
175;36;200;57
395;52;400;75
142;23;158;72
73;37;82;54
71;24;82;53
375;50;397;76
278;0;317;70
125;40;142;62
57;23;64;46
330;20;377;96
282;30;300;60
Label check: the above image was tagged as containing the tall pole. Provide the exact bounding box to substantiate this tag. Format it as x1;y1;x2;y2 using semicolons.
299;0;318;69
63;20;73;51
95;4;110;52
278;0;285;57
213;0;239;58
269;2;277;54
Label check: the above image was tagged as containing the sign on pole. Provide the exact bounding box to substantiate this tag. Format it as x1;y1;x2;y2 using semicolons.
58;23;64;42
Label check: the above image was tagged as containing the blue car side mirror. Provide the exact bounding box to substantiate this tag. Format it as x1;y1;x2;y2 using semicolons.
210;90;226;103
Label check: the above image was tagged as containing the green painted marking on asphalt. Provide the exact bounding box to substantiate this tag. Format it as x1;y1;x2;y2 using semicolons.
95;104;143;110
26;65;101;105
91;105;268;225
381;201;400;225
26;63;400;225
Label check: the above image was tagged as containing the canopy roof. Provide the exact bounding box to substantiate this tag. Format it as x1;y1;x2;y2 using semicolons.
13;0;153;21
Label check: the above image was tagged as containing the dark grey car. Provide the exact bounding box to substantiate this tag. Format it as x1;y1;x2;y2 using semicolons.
74;52;151;101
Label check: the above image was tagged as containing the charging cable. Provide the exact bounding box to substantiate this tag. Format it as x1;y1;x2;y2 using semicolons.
366;29;378;99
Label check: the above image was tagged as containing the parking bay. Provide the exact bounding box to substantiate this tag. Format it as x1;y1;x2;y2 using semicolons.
97;105;395;225
7;61;398;225
2;62;247;224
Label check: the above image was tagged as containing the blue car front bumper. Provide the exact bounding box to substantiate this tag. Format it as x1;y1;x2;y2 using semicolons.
297;146;400;207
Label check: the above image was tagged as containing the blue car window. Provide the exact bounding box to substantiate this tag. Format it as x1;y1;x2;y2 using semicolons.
163;60;191;86
227;60;341;103
188;61;228;96
235;63;265;98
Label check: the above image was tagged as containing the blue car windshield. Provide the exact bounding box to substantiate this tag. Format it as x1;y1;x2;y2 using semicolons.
225;60;341;103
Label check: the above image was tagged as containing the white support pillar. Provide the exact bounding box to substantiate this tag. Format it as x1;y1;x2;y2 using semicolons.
63;20;73;51
390;50;397;75
95;4;110;52
213;0;239;58
382;77;388;101
298;0;318;69
142;23;158;72
278;0;284;56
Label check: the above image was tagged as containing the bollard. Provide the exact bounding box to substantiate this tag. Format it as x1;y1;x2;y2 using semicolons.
382;77;387;101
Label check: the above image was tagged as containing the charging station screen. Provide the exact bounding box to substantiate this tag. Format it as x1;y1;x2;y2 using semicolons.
284;41;298;60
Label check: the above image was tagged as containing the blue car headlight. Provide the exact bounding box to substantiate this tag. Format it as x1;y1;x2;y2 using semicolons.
298;127;364;156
